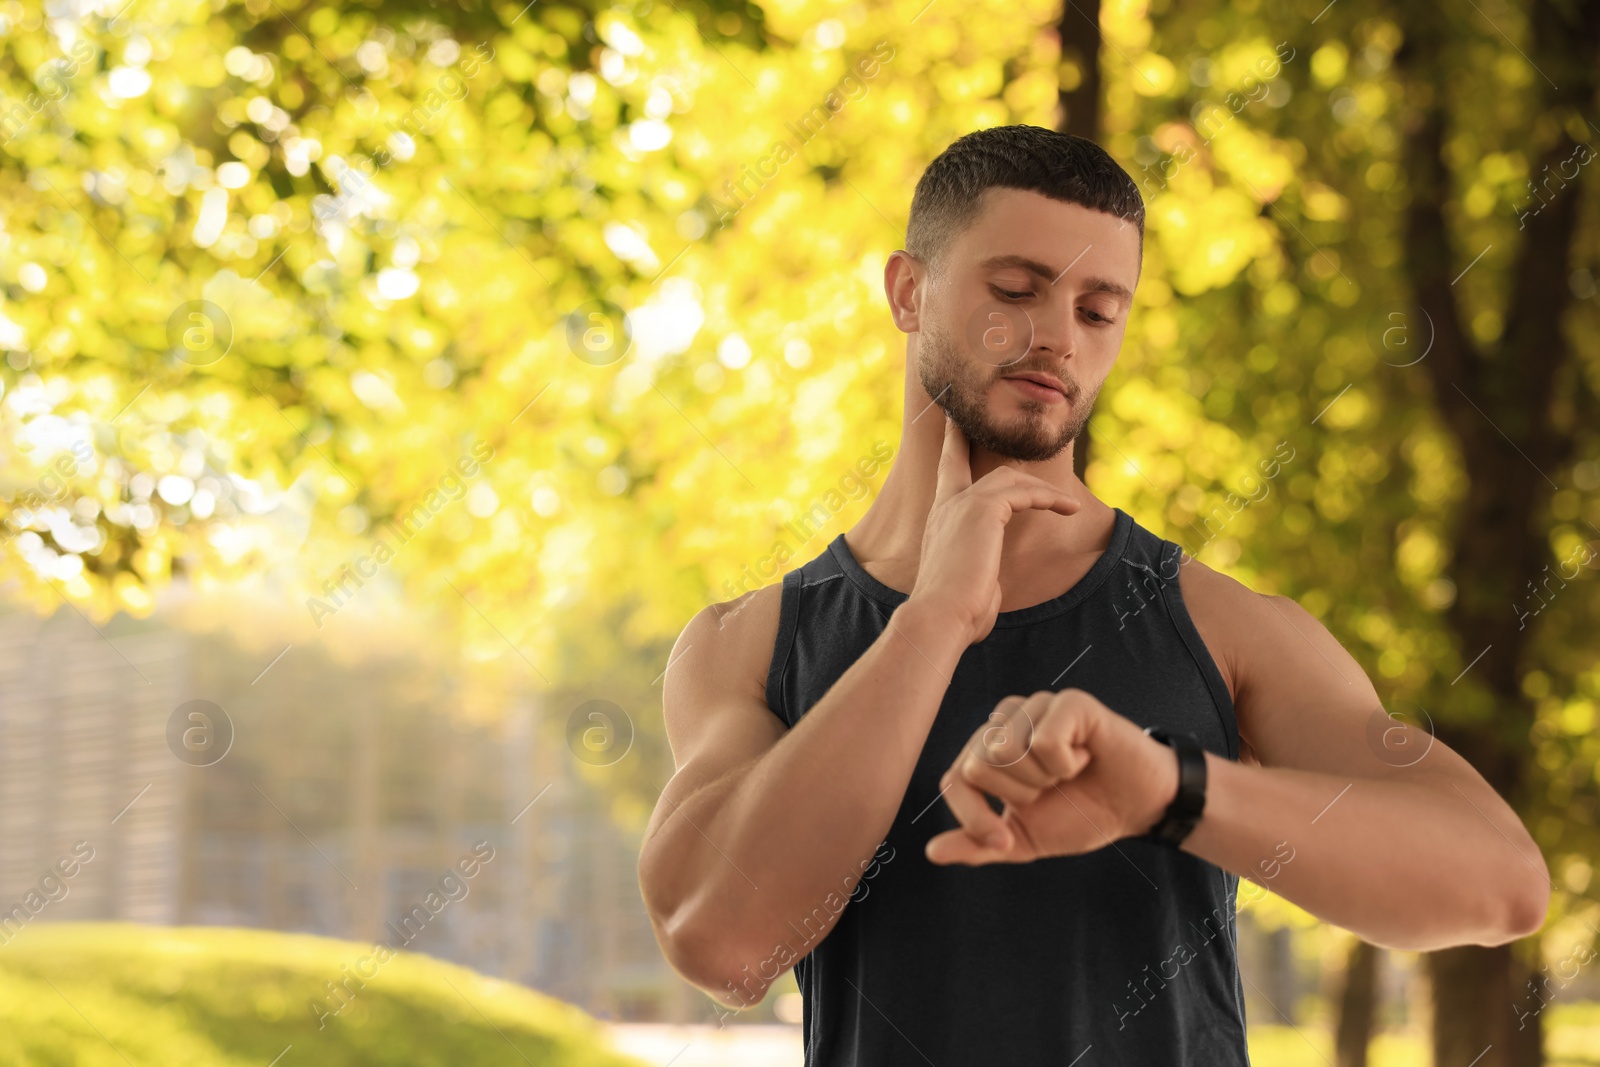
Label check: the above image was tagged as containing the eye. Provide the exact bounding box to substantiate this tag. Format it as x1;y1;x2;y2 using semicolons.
1080;307;1116;325
991;286;1031;301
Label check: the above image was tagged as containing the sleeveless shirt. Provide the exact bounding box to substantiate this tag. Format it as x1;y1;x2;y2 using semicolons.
763;507;1250;1066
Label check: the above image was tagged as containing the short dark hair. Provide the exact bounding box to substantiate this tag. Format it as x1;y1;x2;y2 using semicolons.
904;125;1144;277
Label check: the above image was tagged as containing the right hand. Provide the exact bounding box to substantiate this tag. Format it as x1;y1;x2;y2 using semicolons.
906;416;1081;646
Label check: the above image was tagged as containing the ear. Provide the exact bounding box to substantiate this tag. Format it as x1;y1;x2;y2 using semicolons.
884;249;924;335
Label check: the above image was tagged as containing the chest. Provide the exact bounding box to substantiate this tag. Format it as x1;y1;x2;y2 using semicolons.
900;611;1236;821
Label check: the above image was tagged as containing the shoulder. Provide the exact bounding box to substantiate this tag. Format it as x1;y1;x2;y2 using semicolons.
1178;549;1311;599
1175;554;1379;756
1175;552;1355;676
1172;554;1253;699
660;582;789;760
673;581;787;681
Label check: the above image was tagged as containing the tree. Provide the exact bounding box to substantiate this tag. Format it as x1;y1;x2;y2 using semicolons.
1335;937;1379;1067
1056;0;1101;487
1092;3;1598;1064
1389;2;1600;1063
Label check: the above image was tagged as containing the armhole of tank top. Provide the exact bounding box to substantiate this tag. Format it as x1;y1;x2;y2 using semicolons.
1157;541;1241;761
763;568;802;729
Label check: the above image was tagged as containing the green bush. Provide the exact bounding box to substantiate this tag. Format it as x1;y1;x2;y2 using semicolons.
0;922;647;1067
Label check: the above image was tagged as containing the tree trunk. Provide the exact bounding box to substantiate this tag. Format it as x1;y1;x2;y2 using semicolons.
1389;0;1599;1061
1509;940;1547;1067
1056;0;1100;489
1265;926;1298;1024
1335;938;1379;1067
1428;944;1544;1067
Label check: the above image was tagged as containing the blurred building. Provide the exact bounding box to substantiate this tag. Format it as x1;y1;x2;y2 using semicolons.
0;603;707;1023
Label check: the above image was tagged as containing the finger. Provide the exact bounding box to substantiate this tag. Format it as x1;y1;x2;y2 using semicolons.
972;466;1078;494
933;415;973;507
1022;691;1096;782
925;827;1017;866
967;694;1033;767
939;769;1012;851
974;477;1081;519
967;694;1054;787
958;751;1046;808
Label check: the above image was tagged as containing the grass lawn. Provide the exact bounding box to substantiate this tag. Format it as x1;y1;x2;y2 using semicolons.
0;922;645;1066
6;923;1600;1066
1249;1006;1600;1067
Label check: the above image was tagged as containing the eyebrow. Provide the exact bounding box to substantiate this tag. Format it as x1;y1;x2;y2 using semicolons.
977;254;1135;304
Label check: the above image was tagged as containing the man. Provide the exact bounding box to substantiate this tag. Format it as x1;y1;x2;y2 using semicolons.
638;125;1548;1064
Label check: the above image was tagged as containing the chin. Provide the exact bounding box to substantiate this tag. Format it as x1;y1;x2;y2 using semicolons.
972;422;1072;462
985;403;1064;433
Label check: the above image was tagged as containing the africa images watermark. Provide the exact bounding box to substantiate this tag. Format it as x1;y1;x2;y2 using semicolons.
1514;538;1597;631
715;440;895;609
0;841;96;946
1131;42;1297;205
306;438;495;626
1107;440;1298;631
0;439;96;546
701;39;896;228
314;41;496;224
1111;896;1237;1031
309;841;496;1029
1513;129;1597;231
712;839;895;1024
1177;440;1298;560
1234;838;1297;912
1110;837;1296;1029
1513;933;1597;1031
0;39;96;148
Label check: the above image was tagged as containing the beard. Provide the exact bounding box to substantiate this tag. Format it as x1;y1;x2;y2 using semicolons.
916;318;1098;463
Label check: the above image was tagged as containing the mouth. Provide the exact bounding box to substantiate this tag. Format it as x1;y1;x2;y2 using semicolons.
1001;372;1069;404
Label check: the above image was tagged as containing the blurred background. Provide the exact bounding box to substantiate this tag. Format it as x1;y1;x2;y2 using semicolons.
0;0;1596;1063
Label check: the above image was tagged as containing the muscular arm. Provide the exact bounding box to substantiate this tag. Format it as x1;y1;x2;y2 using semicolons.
641;420;1079;1006
637;587;964;1008
1177;560;1550;951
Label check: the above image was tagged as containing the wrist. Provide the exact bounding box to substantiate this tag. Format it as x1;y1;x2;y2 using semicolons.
1138;740;1181;836
889;597;974;667
1138;728;1209;848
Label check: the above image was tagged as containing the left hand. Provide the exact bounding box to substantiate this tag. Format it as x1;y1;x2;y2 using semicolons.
925;689;1182;866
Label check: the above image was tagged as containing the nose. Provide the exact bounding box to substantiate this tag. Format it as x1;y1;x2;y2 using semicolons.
1022;293;1078;368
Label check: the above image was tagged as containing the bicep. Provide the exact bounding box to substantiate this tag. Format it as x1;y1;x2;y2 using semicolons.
1153;558;1462;785
1234;593;1472;789
1231;592;1541;868
652;589;789;824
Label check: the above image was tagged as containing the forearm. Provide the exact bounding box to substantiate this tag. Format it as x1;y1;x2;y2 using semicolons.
1181;754;1550;950
645;598;964;997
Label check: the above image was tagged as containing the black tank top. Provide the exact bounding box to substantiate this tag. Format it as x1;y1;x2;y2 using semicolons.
764;507;1250;1066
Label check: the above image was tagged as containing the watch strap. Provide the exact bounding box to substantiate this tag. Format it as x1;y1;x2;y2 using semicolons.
1143;726;1207;846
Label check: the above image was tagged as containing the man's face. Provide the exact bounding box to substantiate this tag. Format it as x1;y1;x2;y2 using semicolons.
915;188;1141;463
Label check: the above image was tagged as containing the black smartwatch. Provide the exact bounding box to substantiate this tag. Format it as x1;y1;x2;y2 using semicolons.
1142;727;1207;846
